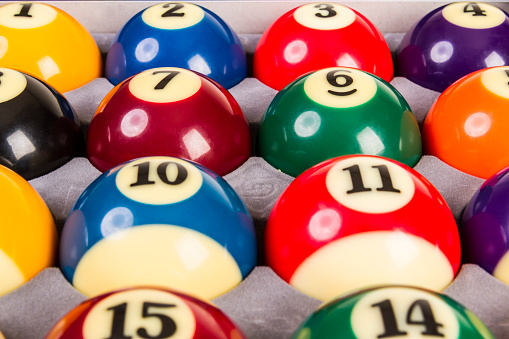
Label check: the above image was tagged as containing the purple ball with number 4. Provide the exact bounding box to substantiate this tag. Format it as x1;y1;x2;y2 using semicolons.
397;2;509;92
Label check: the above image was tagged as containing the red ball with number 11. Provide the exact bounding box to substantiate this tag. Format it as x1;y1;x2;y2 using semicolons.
265;155;461;301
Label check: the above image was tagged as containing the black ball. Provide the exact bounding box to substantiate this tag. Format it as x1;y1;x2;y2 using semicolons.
0;68;83;179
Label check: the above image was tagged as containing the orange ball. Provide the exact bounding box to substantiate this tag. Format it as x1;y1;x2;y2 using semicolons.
0;2;102;93
0;164;57;296
423;66;509;179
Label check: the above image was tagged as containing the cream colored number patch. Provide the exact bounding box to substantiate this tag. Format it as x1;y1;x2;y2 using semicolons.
304;68;377;108
325;156;415;213
0;68;27;103
442;2;505;29
129;67;201;103
142;2;204;30
294;3;356;30
83;289;195;339
351;287;459;338
116;157;203;205
0;3;57;29
481;66;509;100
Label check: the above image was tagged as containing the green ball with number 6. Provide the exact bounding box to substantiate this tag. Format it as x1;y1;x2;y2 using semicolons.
292;285;494;339
257;67;421;177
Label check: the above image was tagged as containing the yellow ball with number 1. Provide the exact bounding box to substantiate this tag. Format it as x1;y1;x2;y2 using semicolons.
0;2;102;93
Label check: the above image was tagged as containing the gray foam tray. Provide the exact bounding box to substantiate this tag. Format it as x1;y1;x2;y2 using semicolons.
0;31;507;339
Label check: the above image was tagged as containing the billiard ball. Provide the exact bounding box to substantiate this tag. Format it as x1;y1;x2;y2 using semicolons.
397;2;509;93
265;154;460;301
105;2;247;89
87;67;251;176
0;67;83;180
422;66;509;179
253;2;393;91
292;285;494;338
60;156;257;299
45;287;246;339
461;165;509;285
0;2;102;93
0;164;57;297
257;67;422;177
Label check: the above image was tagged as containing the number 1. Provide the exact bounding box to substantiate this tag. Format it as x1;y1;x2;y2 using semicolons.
14;3;33;17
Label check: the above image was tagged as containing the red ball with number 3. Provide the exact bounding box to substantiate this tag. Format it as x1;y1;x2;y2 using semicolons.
253;2;393;90
265;155;461;301
45;287;246;339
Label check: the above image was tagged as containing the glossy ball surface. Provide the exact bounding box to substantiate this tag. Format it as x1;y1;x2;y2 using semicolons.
253;2;393;91
258;67;421;177
0;2;102;93
397;2;509;92
265;155;460;301
423;66;509;179
45;287;246;339
292;285;494;338
461;166;509;285
87;67;251;176
106;2;247;89
0;164;57;297
0;68;83;180
60;156;257;299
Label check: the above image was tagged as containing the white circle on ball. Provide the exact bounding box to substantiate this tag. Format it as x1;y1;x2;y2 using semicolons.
82;289;196;339
480;66;509;100
116;157;203;205
0;68;27;103
351;287;459;338
304;67;377;108
142;2;204;30
128;67;201;104
442;2;506;29
0;2;57;29
294;3;356;30
325;156;415;214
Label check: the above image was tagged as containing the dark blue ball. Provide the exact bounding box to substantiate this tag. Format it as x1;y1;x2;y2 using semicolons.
105;2;247;89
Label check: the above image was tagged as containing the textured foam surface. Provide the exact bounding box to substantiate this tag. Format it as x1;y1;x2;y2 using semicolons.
0;30;505;339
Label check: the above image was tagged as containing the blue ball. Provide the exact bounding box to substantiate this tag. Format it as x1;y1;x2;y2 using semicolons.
60;156;257;299
105;2;247;89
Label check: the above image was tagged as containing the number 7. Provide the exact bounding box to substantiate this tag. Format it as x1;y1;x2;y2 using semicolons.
152;70;181;90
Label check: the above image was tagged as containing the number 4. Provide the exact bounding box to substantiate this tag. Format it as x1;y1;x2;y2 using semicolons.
463;2;487;16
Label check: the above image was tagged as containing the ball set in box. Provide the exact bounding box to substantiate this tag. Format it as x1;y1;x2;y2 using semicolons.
0;0;509;338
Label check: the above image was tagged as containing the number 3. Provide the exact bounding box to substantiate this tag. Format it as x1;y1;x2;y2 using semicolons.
314;4;337;18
